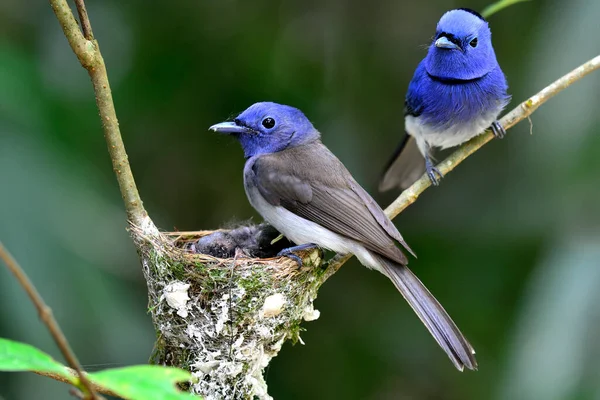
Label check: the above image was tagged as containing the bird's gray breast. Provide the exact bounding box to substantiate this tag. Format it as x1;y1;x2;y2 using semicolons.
242;156;318;245
242;156;368;257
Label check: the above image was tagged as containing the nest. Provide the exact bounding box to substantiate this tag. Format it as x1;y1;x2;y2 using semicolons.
129;218;326;400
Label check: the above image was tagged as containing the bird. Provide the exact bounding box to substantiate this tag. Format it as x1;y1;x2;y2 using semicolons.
188;223;292;259
210;101;477;371
379;8;510;191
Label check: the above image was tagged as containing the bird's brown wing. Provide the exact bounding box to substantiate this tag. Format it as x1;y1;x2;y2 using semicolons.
250;141;410;264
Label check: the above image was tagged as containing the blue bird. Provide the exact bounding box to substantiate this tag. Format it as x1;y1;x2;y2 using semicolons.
210;102;477;371
380;8;510;191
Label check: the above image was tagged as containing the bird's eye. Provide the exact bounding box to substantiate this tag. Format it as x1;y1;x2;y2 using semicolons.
469;38;478;47
262;117;275;129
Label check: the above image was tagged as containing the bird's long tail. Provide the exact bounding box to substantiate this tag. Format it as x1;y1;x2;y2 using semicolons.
373;253;477;371
379;135;425;192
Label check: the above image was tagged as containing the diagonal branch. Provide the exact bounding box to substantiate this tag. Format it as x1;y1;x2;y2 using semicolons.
324;54;600;279
48;0;147;226
0;243;102;399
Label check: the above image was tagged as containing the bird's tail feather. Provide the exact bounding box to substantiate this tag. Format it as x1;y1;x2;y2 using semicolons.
373;254;477;371
379;135;425;192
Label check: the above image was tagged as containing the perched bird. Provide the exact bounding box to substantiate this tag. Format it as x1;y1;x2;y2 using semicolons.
380;8;510;191
210;102;477;371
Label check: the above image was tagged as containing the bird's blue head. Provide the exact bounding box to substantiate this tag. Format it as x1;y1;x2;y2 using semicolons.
210;102;320;158
425;8;499;81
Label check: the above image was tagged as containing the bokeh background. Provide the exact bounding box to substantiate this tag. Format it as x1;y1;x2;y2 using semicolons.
2;0;600;399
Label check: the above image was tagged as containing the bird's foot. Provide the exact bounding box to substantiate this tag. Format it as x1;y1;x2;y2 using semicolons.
425;158;443;186
490;120;506;139
277;243;319;268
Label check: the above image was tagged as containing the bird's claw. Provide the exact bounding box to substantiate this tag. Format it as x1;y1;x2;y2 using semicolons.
276;243;318;269
425;158;443;186
491;120;506;139
277;250;303;267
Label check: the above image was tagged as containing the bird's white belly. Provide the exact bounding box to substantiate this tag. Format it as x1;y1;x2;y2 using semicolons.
245;184;380;270
406;112;498;154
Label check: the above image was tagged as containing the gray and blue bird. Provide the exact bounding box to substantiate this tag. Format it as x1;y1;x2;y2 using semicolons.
210;101;477;371
380;8;510;191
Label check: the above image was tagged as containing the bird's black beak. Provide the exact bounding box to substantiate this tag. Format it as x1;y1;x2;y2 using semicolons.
209;121;249;135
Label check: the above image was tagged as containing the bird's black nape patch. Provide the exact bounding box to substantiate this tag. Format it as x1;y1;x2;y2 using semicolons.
456;7;486;21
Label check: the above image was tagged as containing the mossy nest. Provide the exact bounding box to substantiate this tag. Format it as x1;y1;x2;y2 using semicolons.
129;219;326;400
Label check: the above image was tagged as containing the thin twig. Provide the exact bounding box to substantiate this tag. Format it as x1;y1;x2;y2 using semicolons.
0;242;101;399
48;0;147;226
323;54;600;280
35;370;120;398
74;0;93;40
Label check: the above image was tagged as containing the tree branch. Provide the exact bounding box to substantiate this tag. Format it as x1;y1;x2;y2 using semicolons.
324;54;600;279
74;0;93;40
48;0;146;226
0;243;102;399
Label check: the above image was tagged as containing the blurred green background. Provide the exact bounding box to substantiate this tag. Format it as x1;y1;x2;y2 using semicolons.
2;0;600;399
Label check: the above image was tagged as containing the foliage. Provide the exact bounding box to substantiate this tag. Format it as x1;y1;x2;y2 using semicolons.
0;339;72;381
0;338;196;399
89;366;197;400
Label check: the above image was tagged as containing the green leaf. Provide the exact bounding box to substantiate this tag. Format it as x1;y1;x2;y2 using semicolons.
0;338;198;398
0;338;73;382
89;365;198;400
481;0;532;18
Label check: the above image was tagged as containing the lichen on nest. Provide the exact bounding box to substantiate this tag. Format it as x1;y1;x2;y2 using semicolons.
129;221;325;399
